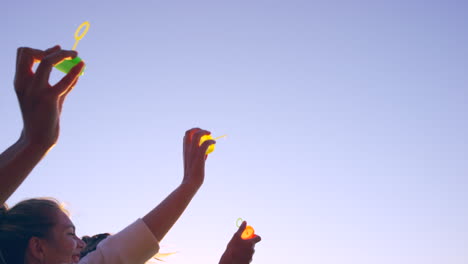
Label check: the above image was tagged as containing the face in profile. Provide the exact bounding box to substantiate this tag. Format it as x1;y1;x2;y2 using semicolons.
34;209;85;264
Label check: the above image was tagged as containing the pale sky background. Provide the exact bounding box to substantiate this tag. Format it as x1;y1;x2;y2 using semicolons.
1;1;467;263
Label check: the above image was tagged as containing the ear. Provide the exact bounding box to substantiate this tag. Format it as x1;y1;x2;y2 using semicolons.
28;237;46;262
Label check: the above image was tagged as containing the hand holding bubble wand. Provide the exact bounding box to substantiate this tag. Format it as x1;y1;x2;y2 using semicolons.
55;21;90;75
236;218;256;240
218;219;261;264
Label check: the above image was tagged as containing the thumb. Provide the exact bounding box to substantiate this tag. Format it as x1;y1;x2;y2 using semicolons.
199;139;216;155
250;234;262;244
54;61;84;97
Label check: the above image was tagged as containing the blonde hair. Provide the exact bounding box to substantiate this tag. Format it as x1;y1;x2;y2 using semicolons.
0;198;66;264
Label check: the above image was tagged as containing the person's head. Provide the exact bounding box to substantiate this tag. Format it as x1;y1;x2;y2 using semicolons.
0;198;85;264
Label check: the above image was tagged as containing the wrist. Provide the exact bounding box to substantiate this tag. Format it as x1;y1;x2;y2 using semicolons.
17;133;55;155
180;180;202;193
19;130;56;152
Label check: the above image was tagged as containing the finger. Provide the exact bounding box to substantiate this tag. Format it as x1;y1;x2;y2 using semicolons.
15;47;45;77
44;45;61;55
34;49;78;88
58;78;78;114
65;74;79;96
184;128;200;148
235;221;248;237
192;130;211;157
185;128;201;143
184;128;201;169
54;61;84;96
199;139;216;155
16;45;61;81
249;234;261;244
14;47;46;93
190;129;206;154
192;129;210;147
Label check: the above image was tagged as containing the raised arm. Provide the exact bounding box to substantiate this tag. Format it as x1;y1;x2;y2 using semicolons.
142;128;215;242
0;46;84;204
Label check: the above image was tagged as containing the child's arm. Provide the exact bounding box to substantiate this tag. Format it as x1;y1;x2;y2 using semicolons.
142;128;215;242
0;46;83;204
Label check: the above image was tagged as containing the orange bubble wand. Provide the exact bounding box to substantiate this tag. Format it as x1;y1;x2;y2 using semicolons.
236;218;256;240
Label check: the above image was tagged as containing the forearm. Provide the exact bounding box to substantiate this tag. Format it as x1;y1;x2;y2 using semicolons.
0;135;52;204
142;182;201;242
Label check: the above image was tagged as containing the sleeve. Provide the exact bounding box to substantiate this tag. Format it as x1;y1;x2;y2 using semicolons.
79;218;160;264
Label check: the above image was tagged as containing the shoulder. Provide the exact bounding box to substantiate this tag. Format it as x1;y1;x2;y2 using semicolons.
79;219;160;264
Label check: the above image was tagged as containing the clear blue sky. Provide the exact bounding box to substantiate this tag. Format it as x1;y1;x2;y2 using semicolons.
1;1;467;263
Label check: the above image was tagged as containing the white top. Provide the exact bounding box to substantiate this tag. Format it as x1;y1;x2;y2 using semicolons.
79;219;160;264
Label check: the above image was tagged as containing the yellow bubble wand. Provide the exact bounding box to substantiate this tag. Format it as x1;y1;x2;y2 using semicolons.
199;134;227;154
72;21;90;50
55;21;90;75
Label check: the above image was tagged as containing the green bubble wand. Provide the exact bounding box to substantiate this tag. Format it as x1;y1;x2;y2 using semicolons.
55;21;90;75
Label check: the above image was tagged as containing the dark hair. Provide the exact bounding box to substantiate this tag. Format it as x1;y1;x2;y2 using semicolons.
0;198;65;264
80;233;170;262
80;233;110;258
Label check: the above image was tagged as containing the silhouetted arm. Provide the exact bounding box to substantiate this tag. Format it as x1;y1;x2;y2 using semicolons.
142;128;215;242
0;46;84;204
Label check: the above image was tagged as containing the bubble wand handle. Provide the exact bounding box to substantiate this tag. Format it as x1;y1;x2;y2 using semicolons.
72;21;90;50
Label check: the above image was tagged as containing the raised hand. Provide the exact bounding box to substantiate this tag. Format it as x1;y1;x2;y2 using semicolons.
15;45;84;148
0;45;84;204
219;221;262;264
182;128;215;188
